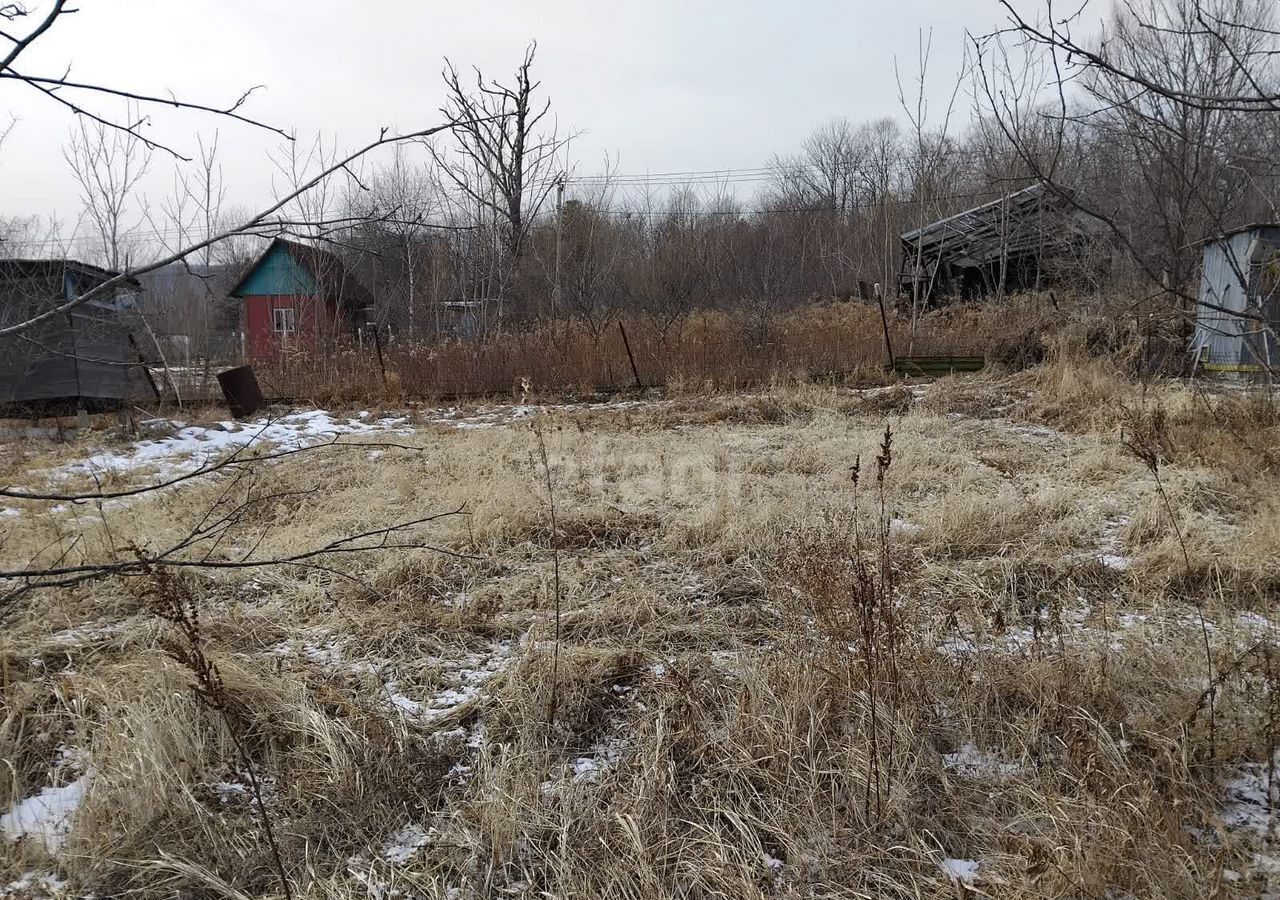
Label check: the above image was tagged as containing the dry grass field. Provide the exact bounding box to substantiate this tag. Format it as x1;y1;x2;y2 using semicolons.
3;352;1280;898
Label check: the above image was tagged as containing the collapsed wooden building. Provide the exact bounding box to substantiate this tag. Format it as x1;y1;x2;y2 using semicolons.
899;184;1105;302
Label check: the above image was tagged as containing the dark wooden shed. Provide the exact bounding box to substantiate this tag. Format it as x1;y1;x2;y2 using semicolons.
0;259;157;416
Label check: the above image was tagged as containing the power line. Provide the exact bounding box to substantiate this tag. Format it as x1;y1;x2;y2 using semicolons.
566;146;1012;185
585;187;1009;220
4;185;1010;253
5;147;1029;253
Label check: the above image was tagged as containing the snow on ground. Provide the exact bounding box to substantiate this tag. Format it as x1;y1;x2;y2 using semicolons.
270;636;347;668
566;733;631;786
1212;752;1280;890
1097;554;1131;571
42;621;127;647
889;517;922;538
1220;752;1279;837
942;742;1025;780
210;781;249;805
52;410;412;484
380;824;434;863
1095;513;1133;571
271;630;516;725
426;398;654;431
8;399;665;516
938;603;1279;662
3;871;68;899
384;640;516;722
1;776;88;854
939;858;980;882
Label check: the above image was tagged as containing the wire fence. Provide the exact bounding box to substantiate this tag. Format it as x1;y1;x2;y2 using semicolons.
154;303;989;409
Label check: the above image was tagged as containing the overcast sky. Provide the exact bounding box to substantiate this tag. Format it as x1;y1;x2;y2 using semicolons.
0;0;1050;243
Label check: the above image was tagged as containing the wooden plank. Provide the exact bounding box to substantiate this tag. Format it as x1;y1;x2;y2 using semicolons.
1201;362;1265;373
893;356;986;376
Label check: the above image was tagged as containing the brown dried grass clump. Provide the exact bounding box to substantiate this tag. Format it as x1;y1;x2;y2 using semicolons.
199;291;1138;408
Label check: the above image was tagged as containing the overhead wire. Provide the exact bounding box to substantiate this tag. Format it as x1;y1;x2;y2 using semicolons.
7;147;1025;252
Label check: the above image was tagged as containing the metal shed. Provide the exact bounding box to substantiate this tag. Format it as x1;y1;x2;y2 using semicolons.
0;259;157;416
1191;224;1280;374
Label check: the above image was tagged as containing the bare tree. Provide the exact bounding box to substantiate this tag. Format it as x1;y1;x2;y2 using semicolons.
429;42;568;314
346;147;440;339
1;124;466;341
1;2;289;158
769;120;868;216
154;133;239;370
896;28;966;340
998;0;1280;112
63;112;152;271
976;0;1280;356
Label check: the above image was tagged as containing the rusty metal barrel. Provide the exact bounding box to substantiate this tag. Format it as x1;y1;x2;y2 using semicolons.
216;365;265;419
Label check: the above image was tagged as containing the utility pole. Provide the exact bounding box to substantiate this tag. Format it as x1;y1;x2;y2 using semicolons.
552;176;565;318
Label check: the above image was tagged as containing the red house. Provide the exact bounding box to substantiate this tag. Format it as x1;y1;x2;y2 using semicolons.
229;238;373;361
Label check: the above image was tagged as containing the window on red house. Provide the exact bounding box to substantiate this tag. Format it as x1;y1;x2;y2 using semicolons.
272;307;296;335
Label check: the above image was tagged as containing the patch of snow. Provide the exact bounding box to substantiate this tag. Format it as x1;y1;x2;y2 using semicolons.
211;782;248;804
3;871;67;898
889;518;922;538
381;824;432;863
205;771;275;809
270;636;345;668
383;686;424;716
45;621;126;645
442;592;470;609
0;507;20;518
1;776;88;853
1220;755;1278;836
46;409;414;487
1097;554;1132;571
940;858;980;882
1238;611;1276;638
943;743;1024;779
1252;850;1280;875
762;851;784;871
937;627;1037;659
1007;423;1060;441
541;730;631;794
383;640;514;721
571;757;601;782
426;398;666;432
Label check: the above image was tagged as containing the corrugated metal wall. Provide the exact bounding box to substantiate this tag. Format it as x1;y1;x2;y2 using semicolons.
1194;227;1280;369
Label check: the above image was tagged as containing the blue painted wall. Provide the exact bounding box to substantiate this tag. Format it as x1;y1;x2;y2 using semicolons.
235;243;317;296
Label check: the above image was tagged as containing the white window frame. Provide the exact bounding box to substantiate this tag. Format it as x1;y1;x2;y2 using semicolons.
272;306;296;335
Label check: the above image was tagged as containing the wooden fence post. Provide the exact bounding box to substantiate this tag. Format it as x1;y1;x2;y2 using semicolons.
371;326;388;388
618;321;643;390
